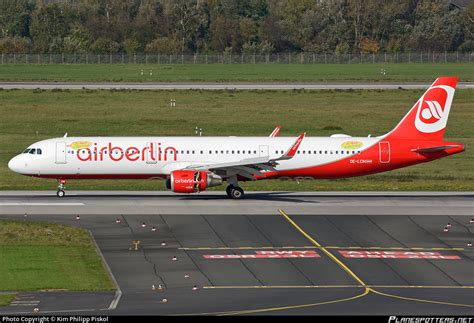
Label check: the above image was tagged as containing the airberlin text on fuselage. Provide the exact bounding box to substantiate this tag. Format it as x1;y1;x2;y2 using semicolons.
75;142;177;162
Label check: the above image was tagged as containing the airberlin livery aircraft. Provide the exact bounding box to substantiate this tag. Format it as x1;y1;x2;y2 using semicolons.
8;77;464;199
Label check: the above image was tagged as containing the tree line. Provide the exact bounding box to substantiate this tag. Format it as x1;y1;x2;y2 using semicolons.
0;0;473;55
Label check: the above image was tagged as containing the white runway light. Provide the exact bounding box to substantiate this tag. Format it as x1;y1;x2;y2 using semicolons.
141;222;146;228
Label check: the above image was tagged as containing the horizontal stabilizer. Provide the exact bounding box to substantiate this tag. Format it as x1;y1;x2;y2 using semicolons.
411;145;461;153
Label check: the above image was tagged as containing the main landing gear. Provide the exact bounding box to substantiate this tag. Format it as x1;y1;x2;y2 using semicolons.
57;179;66;197
226;185;244;199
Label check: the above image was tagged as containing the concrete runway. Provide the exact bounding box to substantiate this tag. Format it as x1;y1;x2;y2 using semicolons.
0;191;473;315
1;81;474;90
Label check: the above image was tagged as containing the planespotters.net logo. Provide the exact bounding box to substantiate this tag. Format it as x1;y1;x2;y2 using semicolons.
388;317;473;323
415;85;455;133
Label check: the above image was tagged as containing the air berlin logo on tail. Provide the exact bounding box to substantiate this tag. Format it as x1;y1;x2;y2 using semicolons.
415;85;455;133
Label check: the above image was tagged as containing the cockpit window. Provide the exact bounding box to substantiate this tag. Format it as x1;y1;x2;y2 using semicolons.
22;148;42;154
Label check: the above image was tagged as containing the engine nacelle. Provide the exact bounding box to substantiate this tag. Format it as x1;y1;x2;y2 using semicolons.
166;170;222;193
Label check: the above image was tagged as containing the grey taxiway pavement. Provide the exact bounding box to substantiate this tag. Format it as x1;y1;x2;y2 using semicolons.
1;82;474;90
0;191;473;315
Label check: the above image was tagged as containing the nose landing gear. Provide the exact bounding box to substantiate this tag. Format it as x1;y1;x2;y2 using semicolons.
57;179;66;197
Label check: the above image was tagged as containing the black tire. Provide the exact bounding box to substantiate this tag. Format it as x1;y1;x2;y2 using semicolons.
226;185;234;197
57;190;65;197
229;186;244;199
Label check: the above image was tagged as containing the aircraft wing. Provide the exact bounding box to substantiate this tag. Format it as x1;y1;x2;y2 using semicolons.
183;133;305;179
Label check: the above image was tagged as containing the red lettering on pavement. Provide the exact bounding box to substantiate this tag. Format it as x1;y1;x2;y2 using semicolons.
339;250;460;260
203;250;321;259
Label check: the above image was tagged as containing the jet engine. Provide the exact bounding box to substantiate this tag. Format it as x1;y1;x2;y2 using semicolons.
166;170;222;193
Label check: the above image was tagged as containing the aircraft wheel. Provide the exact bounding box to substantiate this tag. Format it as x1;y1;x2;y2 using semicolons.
57;190;65;197
229;186;244;199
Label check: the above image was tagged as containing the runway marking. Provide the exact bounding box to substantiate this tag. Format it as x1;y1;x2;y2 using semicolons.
278;209;367;286
203;250;321;259
180;246;464;251
203;285;474;289
0;203;84;206
339;250;461;260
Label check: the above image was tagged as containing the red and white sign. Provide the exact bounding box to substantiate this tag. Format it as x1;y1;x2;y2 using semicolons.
203;250;320;259
339;250;460;260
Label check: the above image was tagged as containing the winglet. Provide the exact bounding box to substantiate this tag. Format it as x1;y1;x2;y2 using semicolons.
277;133;305;160
269;126;282;137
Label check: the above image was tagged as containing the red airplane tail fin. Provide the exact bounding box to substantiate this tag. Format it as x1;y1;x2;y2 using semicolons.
385;76;458;141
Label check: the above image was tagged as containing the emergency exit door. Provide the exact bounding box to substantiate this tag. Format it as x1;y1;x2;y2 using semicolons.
379;141;390;163
55;142;67;164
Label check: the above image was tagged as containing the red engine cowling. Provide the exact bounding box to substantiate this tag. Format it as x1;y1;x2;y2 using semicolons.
167;170;222;193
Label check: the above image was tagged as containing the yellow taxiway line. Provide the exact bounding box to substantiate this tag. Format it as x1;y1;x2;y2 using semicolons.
203;285;474;290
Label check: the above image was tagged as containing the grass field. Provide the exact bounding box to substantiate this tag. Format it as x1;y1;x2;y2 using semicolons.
0;88;473;191
0;294;15;306
0;220;114;292
0;63;473;82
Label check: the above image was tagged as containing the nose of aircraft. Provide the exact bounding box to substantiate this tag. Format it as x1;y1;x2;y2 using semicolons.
8;156;22;173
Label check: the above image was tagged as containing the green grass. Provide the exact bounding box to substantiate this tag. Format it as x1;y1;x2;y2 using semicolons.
0;88;473;191
0;294;15;306
0;63;473;82
0;220;114;292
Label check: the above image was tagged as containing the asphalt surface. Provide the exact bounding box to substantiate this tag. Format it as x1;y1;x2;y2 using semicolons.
0;191;473;315
0;82;473;90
